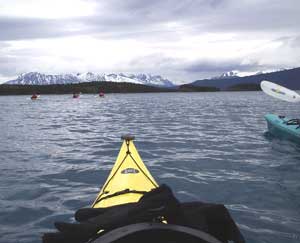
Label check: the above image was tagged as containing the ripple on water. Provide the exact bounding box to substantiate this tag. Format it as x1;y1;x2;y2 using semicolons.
0;206;53;226
0;93;300;243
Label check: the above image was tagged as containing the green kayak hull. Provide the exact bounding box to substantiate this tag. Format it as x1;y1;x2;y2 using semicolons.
265;114;300;144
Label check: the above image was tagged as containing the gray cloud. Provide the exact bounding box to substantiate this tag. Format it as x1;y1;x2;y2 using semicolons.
184;59;263;73
181;57;294;82
127;55;271;82
0;17;79;40
1;0;299;41
81;0;300;37
276;35;300;48
0;0;299;83
0;56;20;76
290;36;300;48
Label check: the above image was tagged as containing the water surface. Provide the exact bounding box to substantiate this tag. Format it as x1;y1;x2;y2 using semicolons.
0;92;300;243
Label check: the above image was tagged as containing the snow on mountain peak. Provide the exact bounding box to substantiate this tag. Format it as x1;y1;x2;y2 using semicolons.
214;69;287;79
6;72;174;87
214;70;240;79
7;72;81;85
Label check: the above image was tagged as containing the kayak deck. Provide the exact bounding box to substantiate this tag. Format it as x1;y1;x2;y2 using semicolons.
92;136;158;208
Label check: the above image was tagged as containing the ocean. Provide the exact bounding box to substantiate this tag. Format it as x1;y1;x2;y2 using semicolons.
0;92;300;243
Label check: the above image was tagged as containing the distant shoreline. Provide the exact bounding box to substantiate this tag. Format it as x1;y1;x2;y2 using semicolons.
2;67;299;95
0;81;221;95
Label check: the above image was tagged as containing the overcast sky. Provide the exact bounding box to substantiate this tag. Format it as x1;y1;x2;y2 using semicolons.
0;0;299;84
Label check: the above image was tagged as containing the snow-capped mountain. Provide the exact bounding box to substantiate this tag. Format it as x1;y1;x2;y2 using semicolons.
128;74;173;87
214;69;287;79
215;70;267;79
191;67;300;90
6;72;81;85
217;71;239;79
6;72;174;87
77;72;174;86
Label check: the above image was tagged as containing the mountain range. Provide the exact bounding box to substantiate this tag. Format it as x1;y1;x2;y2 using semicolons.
3;67;300;91
5;72;174;87
190;67;300;90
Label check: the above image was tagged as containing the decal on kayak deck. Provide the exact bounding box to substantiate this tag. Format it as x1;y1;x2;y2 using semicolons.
121;168;140;174
271;88;285;95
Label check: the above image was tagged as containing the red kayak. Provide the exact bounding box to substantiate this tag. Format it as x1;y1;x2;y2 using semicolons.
31;94;40;100
73;92;81;98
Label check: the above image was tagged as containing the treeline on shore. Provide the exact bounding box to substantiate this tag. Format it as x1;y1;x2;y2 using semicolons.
226;83;260;91
0;81;220;95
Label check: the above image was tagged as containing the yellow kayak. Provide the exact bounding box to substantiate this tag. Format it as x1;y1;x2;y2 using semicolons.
92;135;158;208
88;137;225;243
42;136;239;243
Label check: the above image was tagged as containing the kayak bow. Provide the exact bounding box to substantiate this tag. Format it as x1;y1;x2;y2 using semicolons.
92;135;158;208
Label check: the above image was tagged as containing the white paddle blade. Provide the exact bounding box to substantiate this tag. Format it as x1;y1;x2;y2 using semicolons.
260;80;300;103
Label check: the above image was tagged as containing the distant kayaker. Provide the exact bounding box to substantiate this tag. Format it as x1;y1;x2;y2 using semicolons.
31;93;39;100
73;92;81;98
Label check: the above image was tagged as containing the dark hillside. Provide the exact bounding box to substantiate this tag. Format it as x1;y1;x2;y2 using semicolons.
191;67;300;90
0;81;174;95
